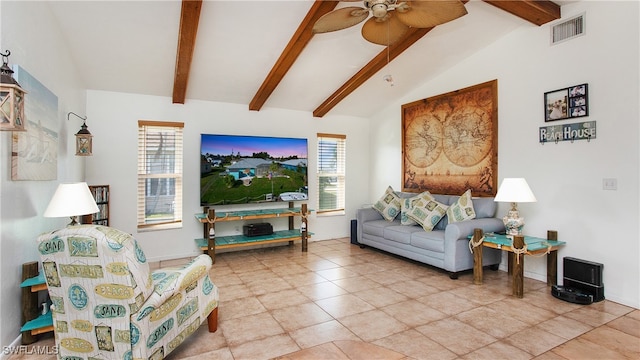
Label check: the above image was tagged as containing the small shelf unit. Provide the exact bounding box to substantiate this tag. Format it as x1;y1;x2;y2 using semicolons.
195;202;311;262
20;272;53;337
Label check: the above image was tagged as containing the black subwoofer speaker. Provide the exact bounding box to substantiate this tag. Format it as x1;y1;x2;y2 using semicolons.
350;219;358;245
243;223;273;237
562;257;605;302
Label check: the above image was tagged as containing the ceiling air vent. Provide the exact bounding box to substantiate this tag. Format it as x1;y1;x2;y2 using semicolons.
551;13;585;45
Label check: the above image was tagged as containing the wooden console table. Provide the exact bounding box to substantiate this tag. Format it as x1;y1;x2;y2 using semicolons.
470;229;565;298
195;202;311;263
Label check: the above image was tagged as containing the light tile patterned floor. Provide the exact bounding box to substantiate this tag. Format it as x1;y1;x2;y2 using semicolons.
10;238;639;359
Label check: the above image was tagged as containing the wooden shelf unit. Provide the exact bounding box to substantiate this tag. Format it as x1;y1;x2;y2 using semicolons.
195;202;311;262
20;264;53;343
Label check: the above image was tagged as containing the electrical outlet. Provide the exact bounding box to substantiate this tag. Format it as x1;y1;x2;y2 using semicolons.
603;178;617;190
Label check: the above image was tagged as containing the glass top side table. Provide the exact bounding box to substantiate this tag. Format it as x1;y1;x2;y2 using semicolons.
470;229;566;298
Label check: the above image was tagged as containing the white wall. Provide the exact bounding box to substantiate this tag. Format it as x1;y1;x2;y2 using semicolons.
85;91;370;262
369;1;639;308
0;0;88;350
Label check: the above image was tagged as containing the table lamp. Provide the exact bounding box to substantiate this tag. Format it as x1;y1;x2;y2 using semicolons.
44;182;99;226
494;178;537;236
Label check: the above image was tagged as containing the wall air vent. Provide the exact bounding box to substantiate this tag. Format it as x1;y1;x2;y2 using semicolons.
551;13;585;45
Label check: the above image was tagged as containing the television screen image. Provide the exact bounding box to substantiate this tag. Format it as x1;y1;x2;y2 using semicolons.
201;134;308;206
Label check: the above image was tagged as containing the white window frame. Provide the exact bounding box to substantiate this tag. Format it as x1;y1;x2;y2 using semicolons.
137;120;183;230
317;133;346;215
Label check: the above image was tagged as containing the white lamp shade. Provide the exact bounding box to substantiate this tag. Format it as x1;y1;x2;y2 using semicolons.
44;182;99;218
494;178;537;203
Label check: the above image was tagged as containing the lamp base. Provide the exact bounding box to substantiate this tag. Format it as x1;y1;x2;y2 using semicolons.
503;209;525;236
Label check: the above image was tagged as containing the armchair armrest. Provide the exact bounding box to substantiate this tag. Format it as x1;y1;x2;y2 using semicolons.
133;254;213;321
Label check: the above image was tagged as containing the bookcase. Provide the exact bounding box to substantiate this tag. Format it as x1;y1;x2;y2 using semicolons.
82;185;110;225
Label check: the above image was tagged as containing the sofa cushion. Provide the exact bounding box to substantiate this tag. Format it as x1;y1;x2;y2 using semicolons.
410;230;445;254
384;224;423;244
362;219;398;238
471;197;497;218
406;192;449;231
373;186;402;221
446;189;476;223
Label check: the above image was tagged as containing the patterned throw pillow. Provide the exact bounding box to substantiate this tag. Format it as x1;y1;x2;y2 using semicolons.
373;186;402;221
406;191;449;231
446;189;477;223
400;195;420;225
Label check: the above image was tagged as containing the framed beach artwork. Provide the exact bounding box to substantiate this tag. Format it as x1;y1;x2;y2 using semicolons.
401;80;498;197
11;66;58;180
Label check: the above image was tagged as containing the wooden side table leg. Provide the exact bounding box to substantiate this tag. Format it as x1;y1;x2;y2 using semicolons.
508;253;514;276
547;230;559;286
512;235;525;298
472;228;484;285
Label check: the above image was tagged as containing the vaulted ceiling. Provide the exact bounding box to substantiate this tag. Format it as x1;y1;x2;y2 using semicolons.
47;0;561;118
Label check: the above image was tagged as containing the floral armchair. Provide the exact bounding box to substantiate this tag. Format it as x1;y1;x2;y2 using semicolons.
37;225;219;359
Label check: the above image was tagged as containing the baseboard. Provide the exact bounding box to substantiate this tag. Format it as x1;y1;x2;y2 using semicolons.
1;335;24;360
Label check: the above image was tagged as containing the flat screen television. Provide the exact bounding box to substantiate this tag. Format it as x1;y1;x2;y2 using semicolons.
200;134;308;206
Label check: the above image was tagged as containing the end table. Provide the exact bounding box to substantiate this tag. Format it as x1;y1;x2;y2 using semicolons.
470;229;566;298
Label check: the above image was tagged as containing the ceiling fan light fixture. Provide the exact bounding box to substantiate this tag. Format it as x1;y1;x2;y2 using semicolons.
314;0;467;46
371;3;388;18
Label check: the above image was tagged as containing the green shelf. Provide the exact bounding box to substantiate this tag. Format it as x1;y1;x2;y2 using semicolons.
20;273;46;288
471;233;566;251
20;312;53;332
195;207;311;223
196;229;312;249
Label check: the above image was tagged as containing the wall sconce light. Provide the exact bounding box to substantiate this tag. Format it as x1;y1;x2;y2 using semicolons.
0;50;27;132
68;112;93;156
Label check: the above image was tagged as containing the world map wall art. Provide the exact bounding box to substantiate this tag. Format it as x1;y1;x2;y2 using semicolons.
401;80;498;197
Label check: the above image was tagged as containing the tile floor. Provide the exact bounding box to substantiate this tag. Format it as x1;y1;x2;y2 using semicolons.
10;238;639;359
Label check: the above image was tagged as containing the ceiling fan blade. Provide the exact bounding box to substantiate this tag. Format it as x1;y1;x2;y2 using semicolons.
361;14;409;46
395;0;468;28
313;7;370;33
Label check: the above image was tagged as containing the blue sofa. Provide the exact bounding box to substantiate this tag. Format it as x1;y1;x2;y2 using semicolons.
356;192;504;278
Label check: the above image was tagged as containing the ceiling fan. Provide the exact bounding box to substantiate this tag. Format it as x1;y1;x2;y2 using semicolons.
313;0;468;46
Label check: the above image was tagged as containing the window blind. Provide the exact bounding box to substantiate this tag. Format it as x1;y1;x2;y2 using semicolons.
317;133;346;213
137;120;184;229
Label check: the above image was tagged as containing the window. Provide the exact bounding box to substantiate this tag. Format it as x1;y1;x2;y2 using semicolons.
317;133;346;214
137;120;183;230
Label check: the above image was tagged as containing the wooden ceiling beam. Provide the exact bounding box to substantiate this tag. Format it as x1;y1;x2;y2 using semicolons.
172;0;202;104
482;0;561;26
313;27;432;118
249;1;340;111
